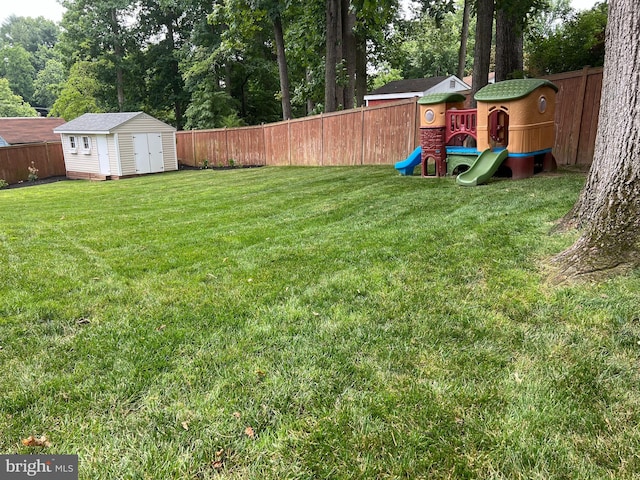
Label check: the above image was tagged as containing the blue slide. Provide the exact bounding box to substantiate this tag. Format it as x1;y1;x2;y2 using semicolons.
395;146;422;176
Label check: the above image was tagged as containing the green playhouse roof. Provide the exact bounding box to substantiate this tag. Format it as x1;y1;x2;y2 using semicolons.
417;92;467;105
474;79;558;102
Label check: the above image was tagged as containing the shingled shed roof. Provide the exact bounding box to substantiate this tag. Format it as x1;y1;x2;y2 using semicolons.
474;79;558;102
0;117;66;145
53;112;147;134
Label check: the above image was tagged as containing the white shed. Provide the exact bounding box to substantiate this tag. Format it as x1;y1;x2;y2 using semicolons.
53;112;178;180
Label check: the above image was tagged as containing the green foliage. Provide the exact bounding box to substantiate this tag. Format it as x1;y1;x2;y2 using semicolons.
371;64;404;90
527;2;608;75
32;59;65;108
0;78;37;117
0;45;36;103
50;62;104;120
391;4;474;78
0;179;7;189
2;168;640;478
0;15;59;54
0;16;61;107
184;85;244;130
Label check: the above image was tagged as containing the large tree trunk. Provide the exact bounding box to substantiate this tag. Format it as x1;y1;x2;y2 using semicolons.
273;14;292;120
165;16;184;130
495;7;523;82
110;8;125;111
325;0;339;112
354;33;367;107
457;0;471;80
341;0;356;110
471;0;494;106
551;0;640;282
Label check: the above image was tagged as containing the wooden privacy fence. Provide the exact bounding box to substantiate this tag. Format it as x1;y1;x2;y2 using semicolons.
546;66;602;166
177;100;420;168
0;142;65;185
177;67;603;169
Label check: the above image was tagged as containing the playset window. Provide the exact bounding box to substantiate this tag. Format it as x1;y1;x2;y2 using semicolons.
424;109;435;123
538;96;547;113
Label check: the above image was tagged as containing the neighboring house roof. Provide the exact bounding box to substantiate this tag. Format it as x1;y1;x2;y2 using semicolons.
364;75;471;104
368;76;452;96
0;117;66;145
54;112;175;134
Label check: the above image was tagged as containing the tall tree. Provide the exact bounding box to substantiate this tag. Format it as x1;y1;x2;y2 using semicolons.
50;61;104;120
457;0;471;79
471;0;494;102
494;0;546;82
324;0;339;112
59;0;135;112
0;45;36;103
551;0;640;281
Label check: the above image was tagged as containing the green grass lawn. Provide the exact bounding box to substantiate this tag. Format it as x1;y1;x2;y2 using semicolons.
1;166;640;479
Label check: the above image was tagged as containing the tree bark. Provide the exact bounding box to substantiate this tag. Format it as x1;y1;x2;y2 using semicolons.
355;32;367;107
165;15;184;130
457;0;471;80
109;8;125;112
495;7;523;82
341;0;356;109
551;0;640;282
273;14;292;120
471;0;494;107
325;0;339;112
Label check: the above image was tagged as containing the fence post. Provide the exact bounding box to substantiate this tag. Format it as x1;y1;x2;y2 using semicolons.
320;112;324;166
191;130;196;166
360;106;365;165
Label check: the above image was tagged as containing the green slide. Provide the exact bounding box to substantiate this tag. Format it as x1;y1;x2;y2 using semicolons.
456;148;509;187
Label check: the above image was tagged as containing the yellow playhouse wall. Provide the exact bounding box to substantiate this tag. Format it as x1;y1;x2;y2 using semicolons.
476;86;556;154
420;101;465;128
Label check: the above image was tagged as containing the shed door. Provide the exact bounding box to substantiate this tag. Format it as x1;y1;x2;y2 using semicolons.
96;135;110;175
133;133;164;174
133;134;151;174
148;134;164;172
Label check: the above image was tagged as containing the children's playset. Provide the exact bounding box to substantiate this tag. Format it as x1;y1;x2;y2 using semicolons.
395;78;559;186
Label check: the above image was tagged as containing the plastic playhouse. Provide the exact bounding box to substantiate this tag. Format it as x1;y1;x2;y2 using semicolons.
395;78;559;186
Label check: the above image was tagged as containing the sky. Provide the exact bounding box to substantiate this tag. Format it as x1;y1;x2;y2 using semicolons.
1;0;601;27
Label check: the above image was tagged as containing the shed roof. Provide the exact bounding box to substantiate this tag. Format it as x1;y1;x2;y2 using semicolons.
53;112;174;134
474;79;558;102
0;117;66;145
418;92;466;105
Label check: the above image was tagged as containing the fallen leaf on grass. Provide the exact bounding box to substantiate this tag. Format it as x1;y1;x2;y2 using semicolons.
244;426;256;439
21;435;51;448
157;324;167;331
212;460;224;470
232;411;241;419
76;318;91;325
181;421;189;431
